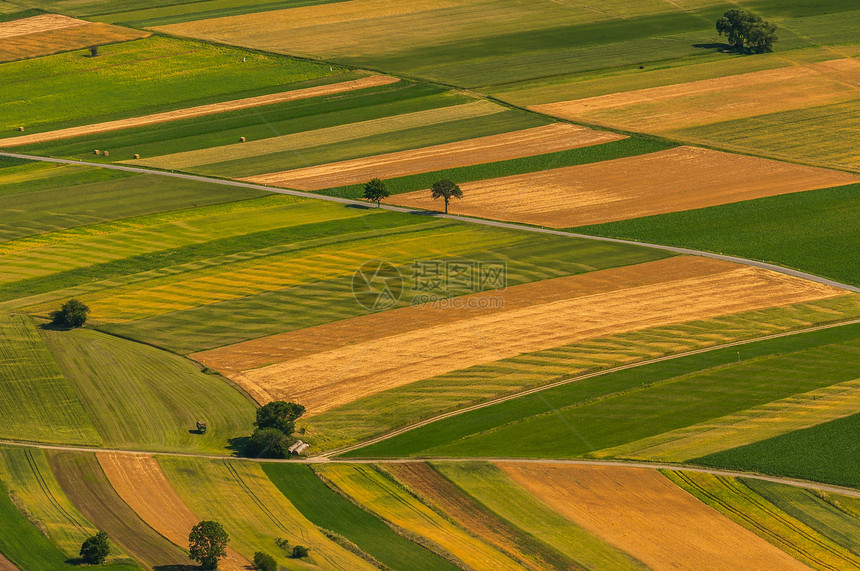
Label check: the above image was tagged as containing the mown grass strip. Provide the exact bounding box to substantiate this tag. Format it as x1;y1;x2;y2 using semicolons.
573;182;860;287
345;321;860;458
695;412;860;489
316;137;673;199
262;463;458;571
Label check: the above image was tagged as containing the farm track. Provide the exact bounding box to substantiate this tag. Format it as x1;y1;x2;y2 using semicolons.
1;151;857;294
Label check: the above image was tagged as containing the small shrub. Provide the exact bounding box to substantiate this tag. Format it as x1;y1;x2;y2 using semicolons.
275;537;290;551
291;545;309;559
89;45;99;57
253;551;277;571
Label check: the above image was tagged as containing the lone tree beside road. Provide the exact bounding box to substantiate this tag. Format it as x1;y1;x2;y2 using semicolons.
51;299;90;328
80;531;110;565
430;179;463;214
245;401;306;458
363;178;389;207
716;9;777;53
189;520;229;570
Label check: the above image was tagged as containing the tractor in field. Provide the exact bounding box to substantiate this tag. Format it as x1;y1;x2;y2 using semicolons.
196;421;207;434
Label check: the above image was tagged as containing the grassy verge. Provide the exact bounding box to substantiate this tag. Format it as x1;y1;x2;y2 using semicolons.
262;463;457;571
572;182;860;287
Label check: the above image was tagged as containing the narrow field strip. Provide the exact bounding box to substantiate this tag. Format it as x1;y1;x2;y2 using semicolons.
241;123;623;190
97;453;249;571
0;23;151;63
158;457;377;570
501;464;809;570
0;14;87;39
532;58;860;132
392;146;858;227
233;258;842;412
595;378;860;462
665;471;860;570
131;99;505;170
315;463;529;570
0;75;399;147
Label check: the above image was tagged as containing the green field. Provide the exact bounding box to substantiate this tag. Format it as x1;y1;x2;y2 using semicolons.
48;451;189;569
0;313;100;445
159;457;374;570
0;164;266;241
434;462;646;570
41;327;255;454
665;471;860;569
0;35;344;134
574;183;860;287
696;413;860;488
346;321;860;458
262;463;458;571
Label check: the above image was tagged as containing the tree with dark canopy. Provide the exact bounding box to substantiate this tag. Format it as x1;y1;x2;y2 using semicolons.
245;427;293;458
363;178;389;207
51;299;90;328
716;9;777;53
255;401;305;435
430;179;463;214
80;531;110;564
189;520;229;570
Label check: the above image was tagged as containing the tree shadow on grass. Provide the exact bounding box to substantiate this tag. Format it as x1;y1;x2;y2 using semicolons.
227;436;250;457
693;42;734;51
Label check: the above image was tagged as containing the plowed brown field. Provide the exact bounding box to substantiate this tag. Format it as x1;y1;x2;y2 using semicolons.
0;552;18;571
241;124;624;190
0;75;398;147
197;257;842;411
97;453;249;571
0;24;150;63
499;463;809;571
532;58;860;132
392;146;858;227
0;14;86;39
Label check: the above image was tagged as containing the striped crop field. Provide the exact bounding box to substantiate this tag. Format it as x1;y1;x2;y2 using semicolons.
504;464;810;570
158;457;377;570
198;256;842;412
314;463;529;570
48;451;189;569
308;295;860;451
0;313;99;445
433;461;646;570
347;320;860;458
665;470;860;570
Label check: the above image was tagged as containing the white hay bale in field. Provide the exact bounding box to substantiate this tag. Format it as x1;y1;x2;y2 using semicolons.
94;149;101;155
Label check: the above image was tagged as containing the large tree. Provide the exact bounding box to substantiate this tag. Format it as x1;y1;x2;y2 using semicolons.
716;9;777;53
189;521;229;570
80;531;110;565
255;401;305;435
245;427;292;458
430;179;463;214
51;299;90;328
363;178;389;207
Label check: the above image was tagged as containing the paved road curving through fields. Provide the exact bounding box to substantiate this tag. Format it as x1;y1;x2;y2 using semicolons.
2;151;858;294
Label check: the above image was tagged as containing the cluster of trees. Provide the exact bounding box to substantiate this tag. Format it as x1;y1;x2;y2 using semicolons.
363;178;463;213
716;9;778;53
245;400;306;458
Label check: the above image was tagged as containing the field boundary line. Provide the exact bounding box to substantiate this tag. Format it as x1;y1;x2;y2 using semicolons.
1;151;857;293
322;318;860;458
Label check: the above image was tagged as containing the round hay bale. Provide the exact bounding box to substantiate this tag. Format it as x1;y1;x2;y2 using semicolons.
17;126;24;132
239;136;246;143
94;150;101;155
133;153;140;159
103;151;110;157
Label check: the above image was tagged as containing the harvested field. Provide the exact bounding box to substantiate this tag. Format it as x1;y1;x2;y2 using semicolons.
48;451;190;568
384;462;579;571
500;463;808;571
242;123;624;190
132;99;505;170
595;377;860;462
392;146;859;227
532;58;860;132
0;14;86;39
201;256;843;411
0;552;17;571
0;74;398;147
97;453;249;571
0;23;150;63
